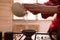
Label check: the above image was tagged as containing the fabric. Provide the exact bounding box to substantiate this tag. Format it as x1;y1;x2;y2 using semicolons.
49;0;60;32
42;0;60;32
58;5;60;14
44;1;53;5
50;0;58;5
41;1;54;19
45;0;60;40
49;15;60;31
41;13;54;19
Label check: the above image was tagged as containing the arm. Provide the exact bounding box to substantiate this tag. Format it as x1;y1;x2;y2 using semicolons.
23;4;58;14
39;5;58;13
23;4;58;19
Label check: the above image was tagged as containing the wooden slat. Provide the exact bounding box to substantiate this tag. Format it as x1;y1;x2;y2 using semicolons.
0;0;13;37
0;0;12;4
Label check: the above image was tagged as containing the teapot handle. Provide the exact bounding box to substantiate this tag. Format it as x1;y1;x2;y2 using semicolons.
48;29;58;40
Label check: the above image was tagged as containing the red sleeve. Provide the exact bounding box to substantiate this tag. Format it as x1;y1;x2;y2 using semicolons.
41;13;54;19
58;5;60;14
44;1;53;6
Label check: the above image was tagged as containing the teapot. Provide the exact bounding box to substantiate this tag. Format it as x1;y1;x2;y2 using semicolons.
48;29;60;40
